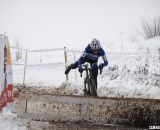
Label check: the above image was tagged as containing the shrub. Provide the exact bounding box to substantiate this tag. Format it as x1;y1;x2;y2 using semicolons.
141;17;160;39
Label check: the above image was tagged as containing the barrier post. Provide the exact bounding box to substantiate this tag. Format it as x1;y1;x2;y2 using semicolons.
74;52;77;81
23;50;28;87
64;47;68;80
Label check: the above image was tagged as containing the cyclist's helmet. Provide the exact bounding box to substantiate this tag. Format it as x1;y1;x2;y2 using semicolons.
90;38;101;51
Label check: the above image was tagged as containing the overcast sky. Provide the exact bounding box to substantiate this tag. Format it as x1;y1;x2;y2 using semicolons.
0;0;160;49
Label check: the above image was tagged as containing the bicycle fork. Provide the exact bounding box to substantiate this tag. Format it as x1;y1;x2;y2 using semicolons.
84;77;90;95
84;77;87;91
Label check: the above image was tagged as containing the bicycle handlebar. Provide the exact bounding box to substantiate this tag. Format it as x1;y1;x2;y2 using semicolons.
80;66;103;77
99;68;103;74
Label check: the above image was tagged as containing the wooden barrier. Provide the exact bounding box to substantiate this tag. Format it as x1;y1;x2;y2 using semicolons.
14;94;160;127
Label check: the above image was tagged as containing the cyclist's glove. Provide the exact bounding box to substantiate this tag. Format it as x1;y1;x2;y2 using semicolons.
78;66;83;73
99;63;104;70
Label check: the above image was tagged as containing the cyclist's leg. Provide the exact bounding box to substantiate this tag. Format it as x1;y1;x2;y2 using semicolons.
65;61;78;74
90;68;98;88
89;68;98;96
65;59;86;74
87;60;98;96
89;60;98;82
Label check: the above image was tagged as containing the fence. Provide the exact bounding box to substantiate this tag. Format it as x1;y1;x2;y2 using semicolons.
10;47;160;87
10;47;83;86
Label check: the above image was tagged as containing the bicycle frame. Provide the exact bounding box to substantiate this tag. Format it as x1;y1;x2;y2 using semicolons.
80;64;90;96
80;64;102;96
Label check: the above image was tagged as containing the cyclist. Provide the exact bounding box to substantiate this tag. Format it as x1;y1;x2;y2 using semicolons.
65;38;108;87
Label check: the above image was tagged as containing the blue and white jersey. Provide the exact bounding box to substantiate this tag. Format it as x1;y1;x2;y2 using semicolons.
78;44;108;66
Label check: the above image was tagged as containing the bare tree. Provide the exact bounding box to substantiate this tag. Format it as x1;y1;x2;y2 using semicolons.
129;32;139;43
15;39;22;61
141;17;160;39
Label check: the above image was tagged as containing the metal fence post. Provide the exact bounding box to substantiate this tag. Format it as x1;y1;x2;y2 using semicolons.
64;47;68;80
23;50;28;87
74;52;77;81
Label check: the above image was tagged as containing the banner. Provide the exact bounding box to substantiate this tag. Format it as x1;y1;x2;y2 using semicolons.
0;34;14;111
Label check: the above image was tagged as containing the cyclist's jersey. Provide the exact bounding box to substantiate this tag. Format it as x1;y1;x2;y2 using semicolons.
78;44;108;66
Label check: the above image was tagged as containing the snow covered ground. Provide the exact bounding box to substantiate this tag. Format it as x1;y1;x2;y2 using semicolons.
11;37;160;99
0;104;27;130
1;37;160;130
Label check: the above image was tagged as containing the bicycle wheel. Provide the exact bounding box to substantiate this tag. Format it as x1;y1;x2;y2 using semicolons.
84;77;90;96
89;78;97;96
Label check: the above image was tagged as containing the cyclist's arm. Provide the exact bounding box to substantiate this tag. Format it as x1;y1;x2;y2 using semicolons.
100;48;108;67
102;54;108;66
78;45;90;66
78;51;87;65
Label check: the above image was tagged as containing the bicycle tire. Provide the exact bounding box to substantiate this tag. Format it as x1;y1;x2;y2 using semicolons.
84;77;90;96
89;78;97;96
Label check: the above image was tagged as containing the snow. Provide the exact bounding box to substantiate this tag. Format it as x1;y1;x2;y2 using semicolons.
1;0;160;128
10;36;160;99
1;36;160;130
0;104;27;130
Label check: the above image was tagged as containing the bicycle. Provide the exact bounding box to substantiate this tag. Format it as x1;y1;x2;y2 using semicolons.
80;64;102;96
